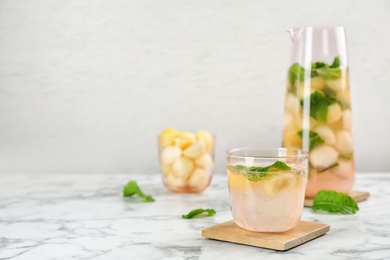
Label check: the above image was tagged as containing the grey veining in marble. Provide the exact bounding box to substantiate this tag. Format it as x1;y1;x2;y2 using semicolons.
0;173;390;260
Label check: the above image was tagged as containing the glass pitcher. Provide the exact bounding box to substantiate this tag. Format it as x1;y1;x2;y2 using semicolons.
282;26;355;198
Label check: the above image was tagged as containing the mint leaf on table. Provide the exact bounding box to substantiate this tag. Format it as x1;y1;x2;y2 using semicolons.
123;180;155;202
182;208;216;219
230;161;291;182
289;63;305;84
312;190;359;214
297;130;324;151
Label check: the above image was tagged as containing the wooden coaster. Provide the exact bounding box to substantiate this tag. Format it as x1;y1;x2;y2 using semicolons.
202;220;329;251
304;190;370;207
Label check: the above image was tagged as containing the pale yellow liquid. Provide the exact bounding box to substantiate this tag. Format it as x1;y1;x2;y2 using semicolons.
227;167;306;232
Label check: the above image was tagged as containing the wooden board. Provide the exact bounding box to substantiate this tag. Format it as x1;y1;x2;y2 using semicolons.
304;190;370;207
202;220;329;251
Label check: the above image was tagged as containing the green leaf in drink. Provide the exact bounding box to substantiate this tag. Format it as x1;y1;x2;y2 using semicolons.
230;161;291;182
304;90;343;122
289;63;305;84
312;190;359;214
308;91;328;122
311;61;327;69
330;56;340;68
123;180;155;202
297;130;324;151
317;67;342;80
182;208;216;219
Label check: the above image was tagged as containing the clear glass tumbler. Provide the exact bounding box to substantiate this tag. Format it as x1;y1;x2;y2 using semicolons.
158;134;215;193
226;148;308;232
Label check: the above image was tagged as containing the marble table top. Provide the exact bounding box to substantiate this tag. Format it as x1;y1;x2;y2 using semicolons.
0;172;389;260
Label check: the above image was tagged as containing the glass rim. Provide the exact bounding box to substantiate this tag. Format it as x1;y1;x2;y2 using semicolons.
226;147;308;159
158;134;216;139
288;26;345;31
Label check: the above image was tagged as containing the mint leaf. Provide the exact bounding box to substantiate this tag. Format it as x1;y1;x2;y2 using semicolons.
270;160;291;170
312;190;359;214
230;165;267;182
312;61;326;69
123;181;155;202
297;130;324;151
309;91;328;122
249;160;291;172
330;56;340;68
317;67;342;80
289;63;305;84
232;165;246;172
230;161;291;182
243;171;268;182
182;208;216;219
305;90;342;122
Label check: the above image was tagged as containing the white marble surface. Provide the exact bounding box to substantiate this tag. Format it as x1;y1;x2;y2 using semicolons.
0;173;389;260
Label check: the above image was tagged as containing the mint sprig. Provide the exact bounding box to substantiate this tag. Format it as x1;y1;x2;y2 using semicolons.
310;56;341;79
182;208;216;219
312;190;359;214
297;130;324;151
123;180;155;202
230;161;291;182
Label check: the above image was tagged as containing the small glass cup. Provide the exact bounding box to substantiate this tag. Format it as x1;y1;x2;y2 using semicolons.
226;148;308;232
158;134;215;193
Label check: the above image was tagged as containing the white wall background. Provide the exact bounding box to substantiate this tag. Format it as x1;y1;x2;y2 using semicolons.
0;0;389;174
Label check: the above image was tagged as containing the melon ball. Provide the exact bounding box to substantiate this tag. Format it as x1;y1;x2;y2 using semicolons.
194;153;214;171
334;130;354;156
172;156;194;179
310;145;338;170
327;103;342;123
313;125;336;145
159;128;180;148
174;131;196;150
187;168;209;189
183;141;206;159
160;146;182;165
195;130;214;152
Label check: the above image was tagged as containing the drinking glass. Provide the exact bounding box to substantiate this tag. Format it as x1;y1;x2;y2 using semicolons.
226;148;308;232
158;135;215;193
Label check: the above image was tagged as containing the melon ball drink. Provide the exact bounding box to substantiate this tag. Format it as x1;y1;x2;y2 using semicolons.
283;56;355;198
158;128;215;193
226;148;308;233
283;27;355;198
